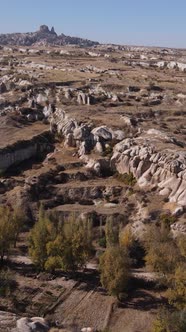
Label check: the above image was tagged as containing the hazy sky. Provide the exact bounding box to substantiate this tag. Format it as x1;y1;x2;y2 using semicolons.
0;0;186;48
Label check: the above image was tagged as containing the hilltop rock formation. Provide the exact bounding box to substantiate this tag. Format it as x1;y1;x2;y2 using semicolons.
38;24;56;35
0;25;99;47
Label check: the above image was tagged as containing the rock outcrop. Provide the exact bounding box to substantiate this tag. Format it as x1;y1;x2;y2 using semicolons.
111;132;186;207
38;25;56;35
50;109;125;159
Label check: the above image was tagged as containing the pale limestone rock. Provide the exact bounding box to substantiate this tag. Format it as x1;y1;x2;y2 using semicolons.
19;80;31;86
113;130;125;141
65;89;71;99
81;328;94;332
77;92;90;105
16;316;49;332
92;126;112;141
95;141;103;153
112;94;118;102
111;136;186;208
78;141;88;156
64;133;76;148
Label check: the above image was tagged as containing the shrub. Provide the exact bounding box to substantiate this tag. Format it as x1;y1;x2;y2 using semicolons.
98;236;106;248
114;172;137;186
166;266;186;310
0;269;17;297
160;213;176;229
153;308;186;332
102;145;113;157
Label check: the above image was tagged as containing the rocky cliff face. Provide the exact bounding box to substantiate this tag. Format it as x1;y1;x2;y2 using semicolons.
0;131;52;172
0;25;99;47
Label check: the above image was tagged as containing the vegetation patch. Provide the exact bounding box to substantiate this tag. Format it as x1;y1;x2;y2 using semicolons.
114;171;137;186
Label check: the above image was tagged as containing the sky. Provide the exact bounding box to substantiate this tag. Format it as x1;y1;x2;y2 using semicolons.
0;0;186;48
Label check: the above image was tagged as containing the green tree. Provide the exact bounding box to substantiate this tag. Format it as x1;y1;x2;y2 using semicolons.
45;226;68;272
119;226;145;267
0;206;15;263
29;211;93;272
99;246;130;298
166;265;186;310
105;217;119;247
119;226;134;249
145;241;179;275
144;224;186;310
29;207;53;270
46;217;93;272
12;208;25;247
144;224;179;276
68;218;93;270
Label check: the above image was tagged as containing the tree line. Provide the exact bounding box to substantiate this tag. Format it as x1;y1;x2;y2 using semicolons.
0;205;185;331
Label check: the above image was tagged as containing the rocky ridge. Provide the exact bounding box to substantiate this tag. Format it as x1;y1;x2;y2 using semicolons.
49;109;186;210
0;25;99;47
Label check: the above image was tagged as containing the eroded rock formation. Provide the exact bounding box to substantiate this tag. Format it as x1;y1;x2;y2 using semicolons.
50;110;186;209
111;133;186;207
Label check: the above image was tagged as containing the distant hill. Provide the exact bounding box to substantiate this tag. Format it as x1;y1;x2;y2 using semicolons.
0;25;99;47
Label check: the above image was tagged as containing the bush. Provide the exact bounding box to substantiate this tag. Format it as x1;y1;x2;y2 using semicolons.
177;236;186;259
0;269;17;297
98;236;106;248
166;266;186;310
102;145;113;157
160;213;176;229
153;308;186;332
114;172;137;186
